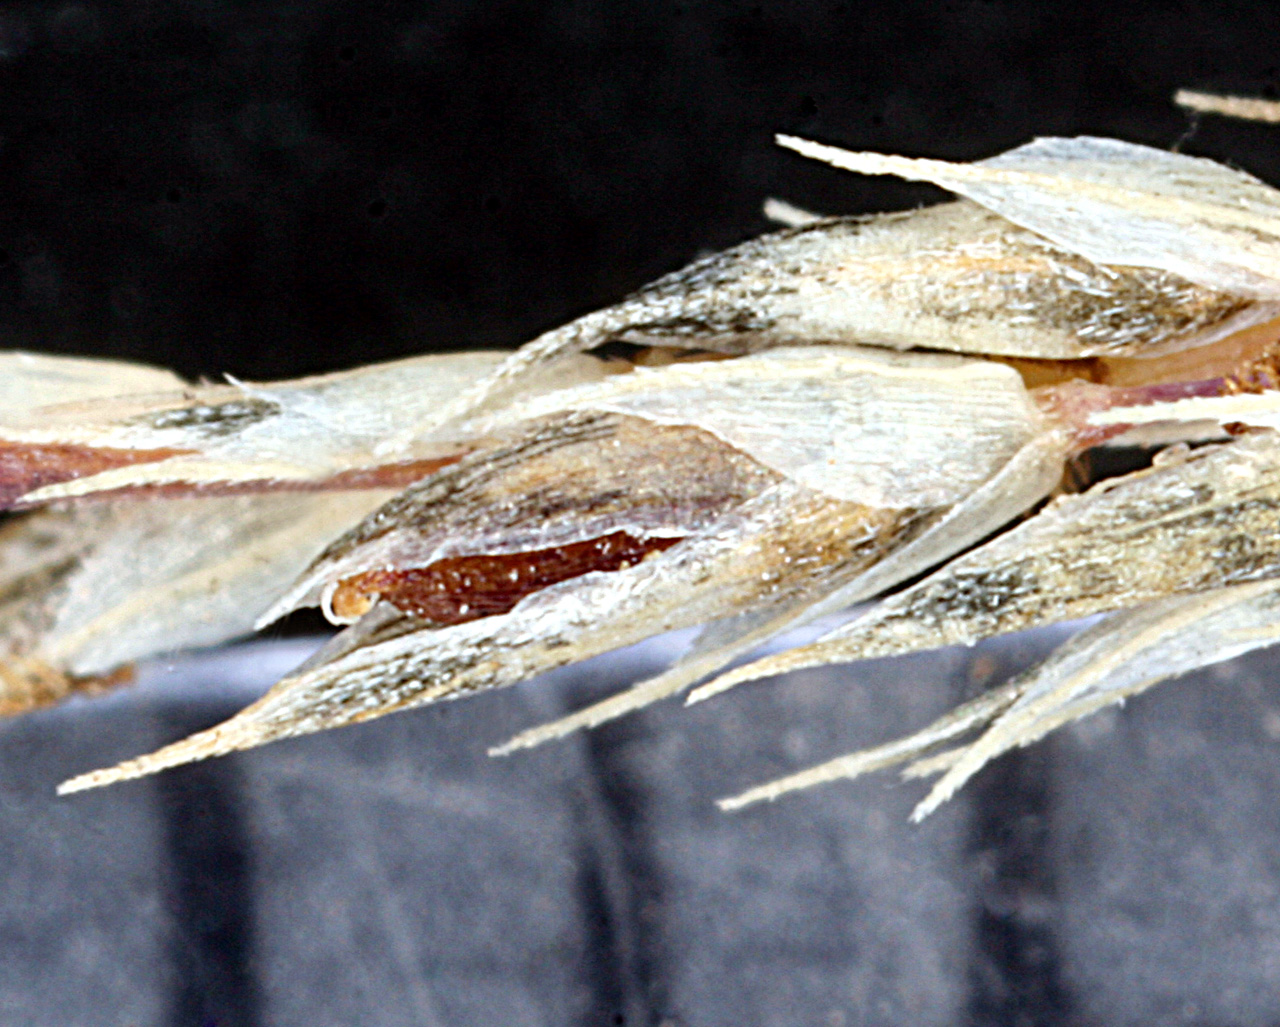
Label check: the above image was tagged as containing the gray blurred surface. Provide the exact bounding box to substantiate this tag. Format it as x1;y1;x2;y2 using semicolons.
2;627;1280;1026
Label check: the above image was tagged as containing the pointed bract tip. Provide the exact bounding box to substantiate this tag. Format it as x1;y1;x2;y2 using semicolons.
686;659;779;704
55;719;261;795
486;737;525;758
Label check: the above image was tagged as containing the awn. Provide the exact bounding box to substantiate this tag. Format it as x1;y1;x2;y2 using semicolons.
4;92;1280;820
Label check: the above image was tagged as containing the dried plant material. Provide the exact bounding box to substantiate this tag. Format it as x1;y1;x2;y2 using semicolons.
481;345;1045;505
29;117;1280;814
450;189;1280;420
65;341;1063;785
1;491;392;691
59;483;923;792
777;134;1280;299
495;428;1072;755
263;411;781;623
762;197;822;227
0;352;184;415
717;673;1028;813
1089;386;1280;430
0;658;134;718
695;430;1280;702
723;579;1280;818
1176;89;1280;124
0;352;519;506
904;579;1280;819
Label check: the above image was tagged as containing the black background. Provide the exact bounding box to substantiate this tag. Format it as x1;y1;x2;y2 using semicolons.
2;0;1280;380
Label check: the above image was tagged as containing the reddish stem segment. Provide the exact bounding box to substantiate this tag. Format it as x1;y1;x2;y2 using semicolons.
0;441;190;509
1034;376;1230;450
24;454;468;506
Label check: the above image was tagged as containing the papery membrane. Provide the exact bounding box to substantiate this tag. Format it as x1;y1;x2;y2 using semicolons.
59;481;922;791
779;134;1280;299
479;346;1043;508
1;352;518;504
1;491;391;698
700;431;1280;698
720;580;1280;817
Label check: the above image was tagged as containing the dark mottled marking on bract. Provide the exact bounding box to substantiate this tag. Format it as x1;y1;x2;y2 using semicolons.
133;397;280;437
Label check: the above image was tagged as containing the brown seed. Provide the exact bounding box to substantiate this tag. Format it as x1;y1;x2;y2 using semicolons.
330;531;683;625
